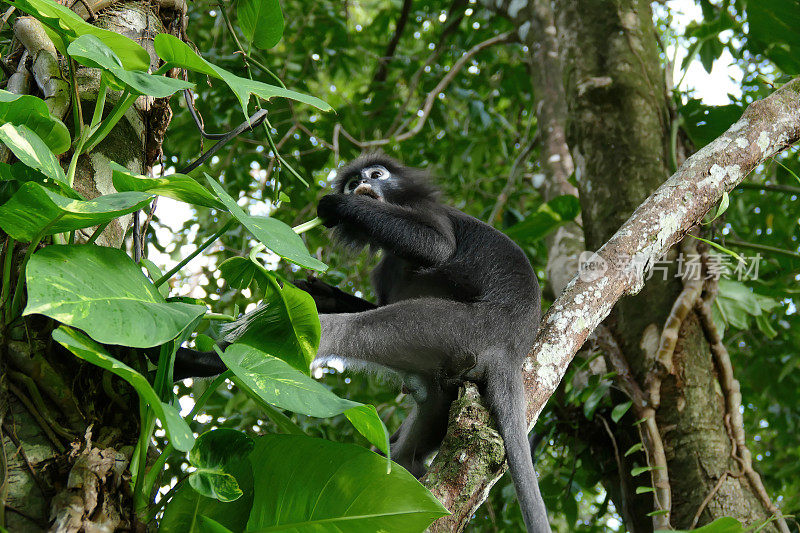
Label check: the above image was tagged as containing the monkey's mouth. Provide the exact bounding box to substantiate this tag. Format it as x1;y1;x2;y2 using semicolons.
353;183;384;201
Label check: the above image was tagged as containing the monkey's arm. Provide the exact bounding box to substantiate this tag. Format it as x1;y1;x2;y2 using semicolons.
294;277;377;313
319;194;456;266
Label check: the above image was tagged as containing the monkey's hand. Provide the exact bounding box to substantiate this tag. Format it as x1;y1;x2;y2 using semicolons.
294;276;377;313
317;194;346;227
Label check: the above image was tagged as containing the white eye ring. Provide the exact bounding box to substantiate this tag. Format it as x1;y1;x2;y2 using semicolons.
344;178;359;194
364;165;390;180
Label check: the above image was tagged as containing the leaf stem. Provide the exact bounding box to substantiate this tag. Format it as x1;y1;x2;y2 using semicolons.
8;213;65;320
154;218;236;288
67;57;84;141
89;76;108;133
84;91;138;153
726;239;800;260
1;237;15;323
86;222;110;245
141;370;231;508
292;217;323;234
188;371;232;420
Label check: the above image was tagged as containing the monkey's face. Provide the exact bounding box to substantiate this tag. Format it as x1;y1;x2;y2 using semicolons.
341;165;395;202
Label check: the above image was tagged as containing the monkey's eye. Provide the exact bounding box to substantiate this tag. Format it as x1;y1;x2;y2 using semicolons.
344;178;359;194
364;165;390;181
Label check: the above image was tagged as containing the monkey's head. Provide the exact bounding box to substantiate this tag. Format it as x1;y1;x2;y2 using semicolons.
333;153;439;205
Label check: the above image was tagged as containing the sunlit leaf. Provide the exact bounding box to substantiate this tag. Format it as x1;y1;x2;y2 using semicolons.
111;162;224;209
0;182;152;241
67;35;192;97
0;89;70;154
220;344;389;454
188;429;254;502
6;0;150;70
153;33;331;117
238;0;284;50
246;435;448;531
206;175;327;272
0;123;66;185
25;245;206;348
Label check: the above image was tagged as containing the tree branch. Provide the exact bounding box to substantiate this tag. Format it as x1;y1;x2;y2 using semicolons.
370;0;413;87
332;32;512;149
424;78;800;530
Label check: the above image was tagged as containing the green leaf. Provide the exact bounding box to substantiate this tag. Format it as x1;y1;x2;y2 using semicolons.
582;382;609;420
635;486;655;494
6;0;150;70
161;454;254;533
504;194;581;243
657;517;744;533
219;256;259;290
140;258;169;297
111;162;224;209
206;176;327;272
198;517;235;533
52;326;195;451
153;33;331;117
24;245;206;348
0;123;66;185
631;465;653;476
679;99;744;148
232;273;319;373
0;182;152;241
67;35;193;97
246;435;449;531
220;344;389;455
238;0;284;50
188;429;254;502
0;161;81;199
0;90;70;154
610;400;632;423
705;191;729;223
624;442;645;456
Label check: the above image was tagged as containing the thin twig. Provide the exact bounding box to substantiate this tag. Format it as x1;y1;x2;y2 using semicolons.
333;32;512;149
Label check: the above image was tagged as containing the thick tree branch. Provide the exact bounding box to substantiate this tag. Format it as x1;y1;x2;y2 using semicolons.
425;78;800;530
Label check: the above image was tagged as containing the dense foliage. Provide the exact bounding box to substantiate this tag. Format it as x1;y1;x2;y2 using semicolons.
1;0;798;531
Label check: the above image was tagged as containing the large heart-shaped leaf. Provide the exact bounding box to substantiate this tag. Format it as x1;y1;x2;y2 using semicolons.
24;245;206;348
0;90;70;154
206;176;327;272
0;123;66;185
160;453;254;533
246;435;448;531
53;326;195;451
110;162;224;209
188;429;254;502
238;0;284;50
227;273;319;373
67;35;192;97
0;182;152;241
220;344;389;455
6;0;150;70
153;33;331;117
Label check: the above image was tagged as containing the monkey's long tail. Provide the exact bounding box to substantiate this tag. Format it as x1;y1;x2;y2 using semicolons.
486;368;551;533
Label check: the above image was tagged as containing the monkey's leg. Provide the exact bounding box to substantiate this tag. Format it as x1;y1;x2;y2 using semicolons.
390;376;458;478
317;298;486;377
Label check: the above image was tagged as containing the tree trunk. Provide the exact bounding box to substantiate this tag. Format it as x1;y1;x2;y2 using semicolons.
555;0;783;529
0;2;182;530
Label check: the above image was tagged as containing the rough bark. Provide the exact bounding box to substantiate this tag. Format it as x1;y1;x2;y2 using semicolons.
0;1;182;530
